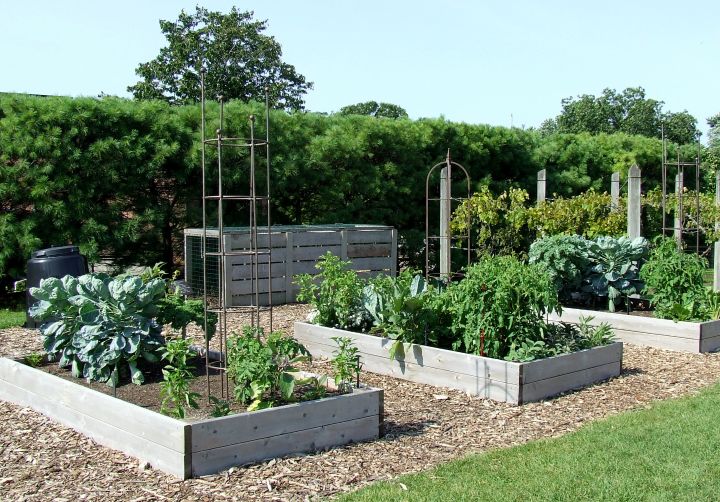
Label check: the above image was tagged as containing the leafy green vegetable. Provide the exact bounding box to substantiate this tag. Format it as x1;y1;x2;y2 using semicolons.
582;236;648;312
30;274;166;386
529;234;590;301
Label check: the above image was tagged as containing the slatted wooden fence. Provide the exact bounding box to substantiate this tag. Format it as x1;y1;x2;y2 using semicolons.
185;225;397;306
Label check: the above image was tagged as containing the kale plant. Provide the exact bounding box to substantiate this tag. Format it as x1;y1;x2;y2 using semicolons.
30;274;167;386
529;234;590;301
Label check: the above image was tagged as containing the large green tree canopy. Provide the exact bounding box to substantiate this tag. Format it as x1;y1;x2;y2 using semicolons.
541;87;700;145
339;101;409;119
127;6;312;110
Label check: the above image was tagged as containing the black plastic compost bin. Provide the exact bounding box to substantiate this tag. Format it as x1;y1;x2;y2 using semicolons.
26;246;88;328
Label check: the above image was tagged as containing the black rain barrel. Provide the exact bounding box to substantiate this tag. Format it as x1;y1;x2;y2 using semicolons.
26;246;88;328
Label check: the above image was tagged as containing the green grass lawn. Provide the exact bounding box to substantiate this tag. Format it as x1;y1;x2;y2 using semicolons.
0;308;25;329
341;384;720;502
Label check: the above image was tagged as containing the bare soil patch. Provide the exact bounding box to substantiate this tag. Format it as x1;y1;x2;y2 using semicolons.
3;303;720;501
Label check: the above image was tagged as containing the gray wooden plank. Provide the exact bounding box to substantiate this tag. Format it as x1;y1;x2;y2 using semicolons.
0;374;189;479
289;245;340;261
347;349;520;402
230;291;286;307
699;331;720;353
347;243;391;259
229;277;287;295
0;358;186;452
293;231;343;246
550;307;700;338
347;257;394;272
231;262;286;280
294;323;518;381
229;233;287;249
521;343;623;384
229;251;285;266
520;361;621;404
191;388;381;451
610;329;699;352
346;230;393;244
191;415;380;476
699;320;720;339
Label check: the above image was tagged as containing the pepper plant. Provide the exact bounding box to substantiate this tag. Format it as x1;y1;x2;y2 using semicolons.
159;337;199;419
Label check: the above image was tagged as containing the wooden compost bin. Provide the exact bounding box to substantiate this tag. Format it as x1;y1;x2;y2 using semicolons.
294;323;623;405
0;357;383;479
548;307;720;353
184;224;397;306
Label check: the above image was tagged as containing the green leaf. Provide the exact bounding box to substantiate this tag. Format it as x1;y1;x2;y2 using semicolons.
128;361;144;385
279;372;295;401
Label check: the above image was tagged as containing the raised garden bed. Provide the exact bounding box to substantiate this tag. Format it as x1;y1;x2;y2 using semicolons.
548;307;720;353
0;356;383;479
294;322;622;405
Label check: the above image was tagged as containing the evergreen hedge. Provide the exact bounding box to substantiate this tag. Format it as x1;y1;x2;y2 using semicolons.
0;93;682;286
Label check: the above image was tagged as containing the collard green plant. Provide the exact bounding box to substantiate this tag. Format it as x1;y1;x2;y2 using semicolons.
30;274;166;386
226;326;311;411
295;253;369;331
640;237;710;321
582;236;648;312
159;337;199;419
529;235;590;300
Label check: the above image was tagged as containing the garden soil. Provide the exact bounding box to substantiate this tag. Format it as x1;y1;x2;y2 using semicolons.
3;303;720;501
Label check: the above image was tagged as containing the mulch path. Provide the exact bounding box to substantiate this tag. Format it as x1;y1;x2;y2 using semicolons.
2;304;720;501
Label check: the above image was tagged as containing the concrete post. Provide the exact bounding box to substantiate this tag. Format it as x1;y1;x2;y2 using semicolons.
440;165;452;279
674;172;684;248
627;165;641;239
714;171;720;292
610;172;620;211
536;169;546;204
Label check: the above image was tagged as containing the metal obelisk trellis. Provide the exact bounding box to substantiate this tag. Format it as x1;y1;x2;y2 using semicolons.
661;128;702;253
200;69;273;400
425;150;471;281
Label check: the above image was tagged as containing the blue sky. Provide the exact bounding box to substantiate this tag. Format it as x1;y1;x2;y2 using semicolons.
2;0;718;140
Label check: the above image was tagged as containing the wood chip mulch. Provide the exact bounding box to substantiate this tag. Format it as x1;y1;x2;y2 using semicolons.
2;304;720;501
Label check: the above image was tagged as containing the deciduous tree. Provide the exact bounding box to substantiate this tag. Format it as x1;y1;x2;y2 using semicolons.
128;6;312;110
